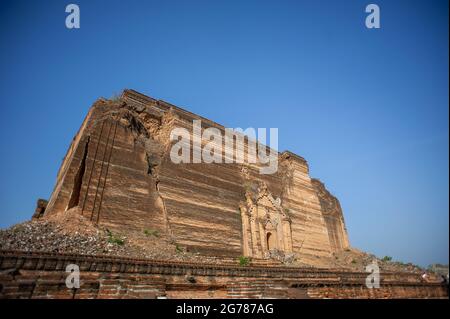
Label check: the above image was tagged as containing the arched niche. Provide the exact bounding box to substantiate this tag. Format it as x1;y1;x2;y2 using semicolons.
266;232;277;251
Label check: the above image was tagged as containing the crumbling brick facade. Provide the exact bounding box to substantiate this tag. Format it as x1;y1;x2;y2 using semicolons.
44;89;350;260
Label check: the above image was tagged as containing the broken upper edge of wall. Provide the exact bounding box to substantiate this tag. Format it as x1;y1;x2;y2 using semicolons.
116;88;310;169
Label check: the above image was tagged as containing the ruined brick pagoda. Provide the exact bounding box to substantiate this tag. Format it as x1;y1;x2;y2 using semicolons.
43;89;349;262
1;89;447;299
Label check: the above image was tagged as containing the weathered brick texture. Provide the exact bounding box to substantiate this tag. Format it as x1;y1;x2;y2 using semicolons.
43;89;350;261
0;251;447;299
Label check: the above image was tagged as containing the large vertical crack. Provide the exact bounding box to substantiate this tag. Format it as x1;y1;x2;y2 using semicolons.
67;138;89;210
156;179;173;238
146;152;173;238
114;107;173;238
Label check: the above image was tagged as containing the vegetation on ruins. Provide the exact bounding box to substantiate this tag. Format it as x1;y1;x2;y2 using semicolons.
243;181;256;192
239;256;250;266
283;208;292;219
144;229;159;238
109;93;122;102
106;229;125;246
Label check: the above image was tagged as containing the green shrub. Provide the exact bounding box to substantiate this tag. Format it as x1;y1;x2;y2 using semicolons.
175;245;183;253
382;256;392;262
239;256;250;266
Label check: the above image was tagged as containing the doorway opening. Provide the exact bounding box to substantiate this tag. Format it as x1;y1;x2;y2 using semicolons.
266;232;277;250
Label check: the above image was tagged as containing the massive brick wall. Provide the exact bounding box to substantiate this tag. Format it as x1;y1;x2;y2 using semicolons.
44;89;349;259
311;179;349;252
0;251;447;299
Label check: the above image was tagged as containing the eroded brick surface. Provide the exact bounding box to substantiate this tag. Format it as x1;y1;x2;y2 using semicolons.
43;89;349;261
0;251;447;299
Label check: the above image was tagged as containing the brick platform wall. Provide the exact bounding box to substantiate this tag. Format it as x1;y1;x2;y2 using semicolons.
0;251;447;299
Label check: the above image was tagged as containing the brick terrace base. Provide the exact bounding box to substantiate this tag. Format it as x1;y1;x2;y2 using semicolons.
0;250;447;299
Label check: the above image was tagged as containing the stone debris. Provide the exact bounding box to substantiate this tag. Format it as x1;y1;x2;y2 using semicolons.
0;214;426;274
321;248;425;273
0;212;228;263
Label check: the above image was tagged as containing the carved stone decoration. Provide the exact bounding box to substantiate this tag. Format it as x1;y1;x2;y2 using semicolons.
239;181;293;258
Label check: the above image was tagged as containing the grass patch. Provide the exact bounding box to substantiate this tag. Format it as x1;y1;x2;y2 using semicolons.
175;245;183;253
144;229;159;237
106;229;124;246
12;224;25;233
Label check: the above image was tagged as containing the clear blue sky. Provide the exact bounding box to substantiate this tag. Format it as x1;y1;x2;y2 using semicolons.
0;0;448;267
